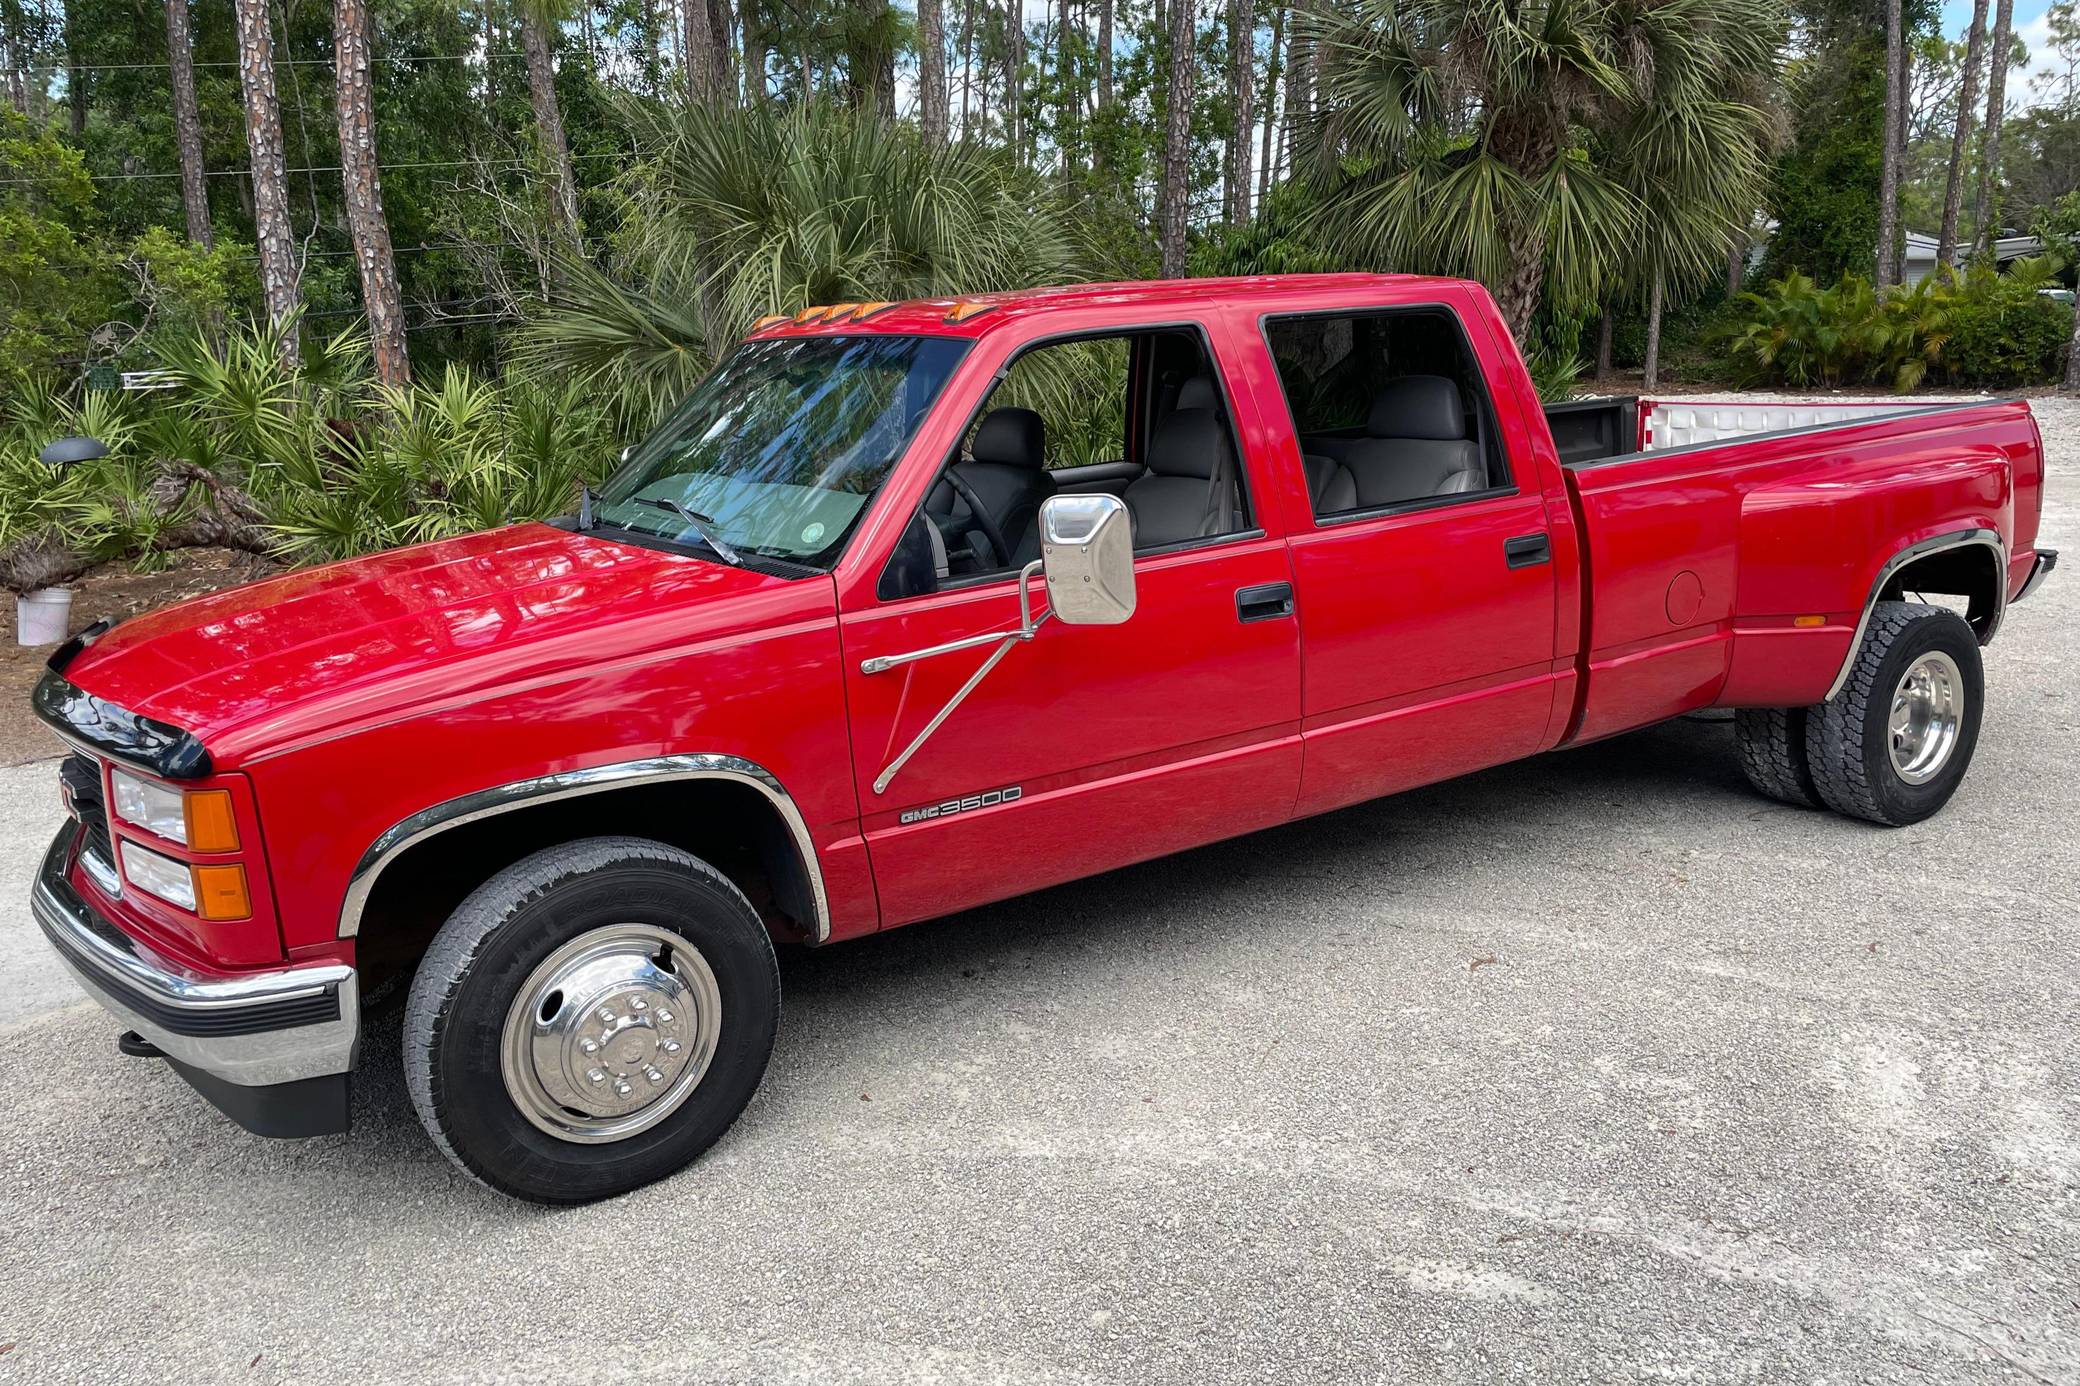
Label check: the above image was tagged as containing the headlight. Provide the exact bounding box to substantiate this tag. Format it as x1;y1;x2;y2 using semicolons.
110;769;239;851
118;841;251;920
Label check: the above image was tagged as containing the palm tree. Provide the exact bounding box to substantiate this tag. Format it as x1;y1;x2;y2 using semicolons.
231;0;300;361
164;0;211;247
1972;0;2015;252
1159;0;1194;273
519;102;1088;428
1298;0;1784;339
518;0;580;239
1937;0;1989;267
333;0;409;384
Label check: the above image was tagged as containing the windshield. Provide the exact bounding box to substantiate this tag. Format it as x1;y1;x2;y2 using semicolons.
592;334;970;568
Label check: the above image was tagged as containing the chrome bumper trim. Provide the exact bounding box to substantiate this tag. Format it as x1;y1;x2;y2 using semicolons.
33;826;358;1088
2016;548;2058;603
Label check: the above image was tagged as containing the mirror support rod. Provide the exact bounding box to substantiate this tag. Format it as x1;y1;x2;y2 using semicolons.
866;561;1048;795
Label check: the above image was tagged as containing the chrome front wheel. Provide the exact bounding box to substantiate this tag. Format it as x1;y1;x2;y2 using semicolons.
500;924;724;1144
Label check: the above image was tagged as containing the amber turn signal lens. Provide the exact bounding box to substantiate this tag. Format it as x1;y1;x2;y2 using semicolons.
192;864;252;921
1793;615;1828;628
183;788;240;852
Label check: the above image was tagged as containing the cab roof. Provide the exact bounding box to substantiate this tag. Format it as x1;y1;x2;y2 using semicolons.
741;273;1464;341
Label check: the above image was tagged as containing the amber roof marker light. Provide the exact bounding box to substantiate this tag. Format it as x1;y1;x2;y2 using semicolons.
944;300;998;324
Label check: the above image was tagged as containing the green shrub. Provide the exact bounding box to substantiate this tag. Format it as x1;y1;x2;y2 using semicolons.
1942;292;2070;387
1719;262;2068;391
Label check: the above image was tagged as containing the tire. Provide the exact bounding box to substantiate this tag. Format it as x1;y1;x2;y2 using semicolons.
1804;601;1983;827
1734;707;1820;808
404;836;779;1203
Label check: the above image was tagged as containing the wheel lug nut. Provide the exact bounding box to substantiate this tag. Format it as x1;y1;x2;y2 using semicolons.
596;1007;615;1022
630;997;648;1011
614;1081;632;1097
644;1066;664;1084
663;1040;681;1054
656;1011;673;1024
580;1039;598;1054
587;1068;607;1085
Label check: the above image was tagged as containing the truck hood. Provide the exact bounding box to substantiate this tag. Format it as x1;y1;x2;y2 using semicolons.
55;524;824;765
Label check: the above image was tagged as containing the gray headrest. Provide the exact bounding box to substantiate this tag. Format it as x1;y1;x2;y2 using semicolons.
1367;375;1467;441
971;407;1045;469
1176;375;1220;412
1146;408;1227;481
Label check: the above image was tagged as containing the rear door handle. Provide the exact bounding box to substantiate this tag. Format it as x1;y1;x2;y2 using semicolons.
1236;582;1295;623
1504;533;1551;568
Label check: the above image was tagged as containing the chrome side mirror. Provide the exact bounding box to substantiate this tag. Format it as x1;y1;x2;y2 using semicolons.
1039;493;1136;625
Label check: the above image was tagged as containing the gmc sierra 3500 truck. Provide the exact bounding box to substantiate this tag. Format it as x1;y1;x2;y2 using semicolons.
31;274;2055;1203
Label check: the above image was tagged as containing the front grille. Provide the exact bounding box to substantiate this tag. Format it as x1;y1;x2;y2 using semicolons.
59;753;116;871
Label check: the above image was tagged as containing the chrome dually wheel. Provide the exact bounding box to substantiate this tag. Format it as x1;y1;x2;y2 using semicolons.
1887;651;1963;785
405;837;780;1203
500;924;723;1144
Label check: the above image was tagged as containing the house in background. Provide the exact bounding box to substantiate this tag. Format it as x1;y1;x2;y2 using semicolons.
1899;232;2044;284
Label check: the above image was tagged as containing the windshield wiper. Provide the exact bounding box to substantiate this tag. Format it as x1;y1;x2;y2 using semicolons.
635;497;746;567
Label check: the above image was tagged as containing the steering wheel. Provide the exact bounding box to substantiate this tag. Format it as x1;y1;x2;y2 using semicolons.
940;467;1013;571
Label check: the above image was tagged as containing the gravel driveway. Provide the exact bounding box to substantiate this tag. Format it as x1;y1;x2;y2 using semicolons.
1;398;2074;1385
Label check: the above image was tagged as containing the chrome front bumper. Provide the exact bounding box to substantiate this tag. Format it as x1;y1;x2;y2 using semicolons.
33;825;359;1135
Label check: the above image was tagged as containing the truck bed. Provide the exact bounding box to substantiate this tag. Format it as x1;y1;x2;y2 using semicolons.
1546;397;2046;746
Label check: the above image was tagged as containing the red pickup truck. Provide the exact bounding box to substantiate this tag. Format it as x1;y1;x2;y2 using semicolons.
32;274;2055;1202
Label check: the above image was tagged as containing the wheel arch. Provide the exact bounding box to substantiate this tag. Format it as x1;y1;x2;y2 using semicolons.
1825;527;2005;702
340;756;830;970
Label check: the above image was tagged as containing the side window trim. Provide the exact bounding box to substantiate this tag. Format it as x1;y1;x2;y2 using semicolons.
1254;301;1516;527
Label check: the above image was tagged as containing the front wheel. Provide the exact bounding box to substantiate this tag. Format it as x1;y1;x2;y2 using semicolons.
1804;601;1984;826
403;837;780;1203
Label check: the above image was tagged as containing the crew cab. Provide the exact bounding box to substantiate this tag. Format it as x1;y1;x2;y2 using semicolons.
31;274;2055;1202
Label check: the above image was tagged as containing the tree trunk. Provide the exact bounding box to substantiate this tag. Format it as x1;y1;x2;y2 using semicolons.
1875;0;1903;285
165;0;212;248
1937;0;1990;267
683;0;725;102
1097;0;1113;107
1055;0;1074;166
66;4;86;139
1281;17;1309;172
1256;1;1281;203
520;7;580;240
1973;0;2014;252
1006;0;1024;155
1225;0;1252;222
920;0;947;142
1643;271;1664;392
232;0;301;362
742;0;764;102
1493;234;1544;343
1595;311;1613;381
1726;235;1745;296
959;0;975;134
333;0;409;385
1159;0;1194;274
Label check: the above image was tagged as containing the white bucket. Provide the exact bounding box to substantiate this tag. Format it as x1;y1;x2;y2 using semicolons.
16;587;74;646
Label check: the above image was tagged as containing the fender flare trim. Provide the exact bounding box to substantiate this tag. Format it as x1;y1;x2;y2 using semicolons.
337;754;831;943
1823;527;2004;703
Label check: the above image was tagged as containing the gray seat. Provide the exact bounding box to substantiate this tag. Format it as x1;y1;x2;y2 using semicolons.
1336;375;1487;509
1304;454;1356;515
1124;407;1230;548
935;406;1052;566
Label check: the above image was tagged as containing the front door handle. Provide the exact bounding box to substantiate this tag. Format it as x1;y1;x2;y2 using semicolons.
1236;581;1295;623
1504;533;1551;568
